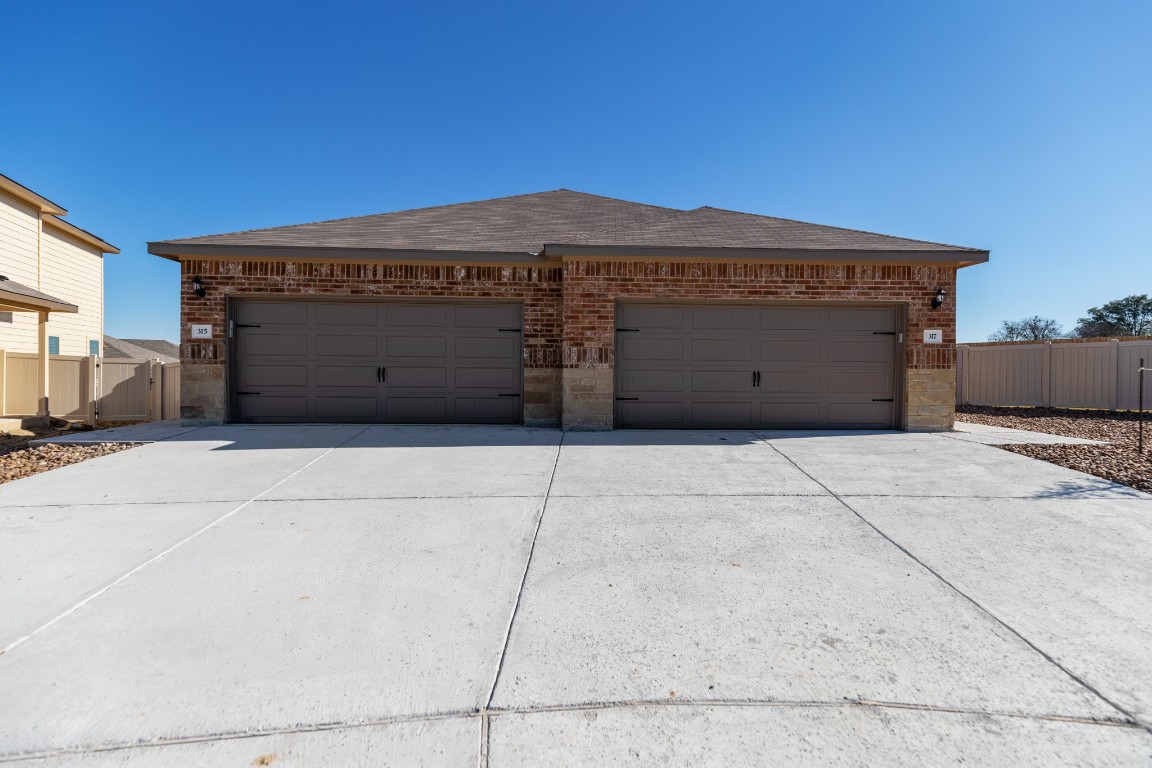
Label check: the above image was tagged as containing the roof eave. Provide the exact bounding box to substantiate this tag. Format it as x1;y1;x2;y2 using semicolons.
544;244;990;266
43;215;119;254
0;292;80;314
0;174;67;216
146;241;551;264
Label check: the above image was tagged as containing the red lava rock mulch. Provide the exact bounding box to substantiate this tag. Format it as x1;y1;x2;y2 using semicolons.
956;405;1152;494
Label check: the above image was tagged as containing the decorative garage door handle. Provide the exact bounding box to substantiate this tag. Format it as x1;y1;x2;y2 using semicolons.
377;367;386;383
752;371;761;387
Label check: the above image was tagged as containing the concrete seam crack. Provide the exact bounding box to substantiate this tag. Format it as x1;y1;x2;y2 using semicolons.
764;441;1150;735
478;433;565;767
4;697;1140;762
0;426;372;657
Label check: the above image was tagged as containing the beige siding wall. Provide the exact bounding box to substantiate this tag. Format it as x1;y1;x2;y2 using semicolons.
39;227;103;356
0;192;43;353
0;191;105;356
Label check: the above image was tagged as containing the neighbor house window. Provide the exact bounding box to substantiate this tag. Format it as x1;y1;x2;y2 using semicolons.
48;336;60;355
89;339;100;356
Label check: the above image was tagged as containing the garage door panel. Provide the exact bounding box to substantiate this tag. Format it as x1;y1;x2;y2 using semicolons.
692;338;752;362
828;401;894;426
386;397;448;420
454;397;520;420
456;305;519;329
455;367;516;389
760;402;822;425
315;366;379;388
827;371;893;394
828;340;892;363
387;336;448;358
692;307;754;330
616;303;899;430
759;371;822;394
829;308;897;333
620;370;683;392
617;401;684;426
386;305;448;327
241;364;308;388
316;397;378;421
388;366;448;388
760;340;822;363
233;300;521;424
759;307;823;331
691;370;755;393
618;337;684;361
317;335;377;357
245;334;308;357
316;303;379;326
238;396;308;420
618;305;685;329
455;337;517;359
691;402;753;424
236;302;309;326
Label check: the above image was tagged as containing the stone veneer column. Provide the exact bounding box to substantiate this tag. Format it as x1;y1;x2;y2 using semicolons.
904;368;956;431
180;363;226;424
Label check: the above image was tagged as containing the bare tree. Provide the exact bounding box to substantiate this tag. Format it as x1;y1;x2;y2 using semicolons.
989;316;1065;341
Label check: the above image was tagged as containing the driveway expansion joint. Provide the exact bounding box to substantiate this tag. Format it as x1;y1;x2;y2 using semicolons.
479;432;565;768
3;697;1141;763
764;441;1150;735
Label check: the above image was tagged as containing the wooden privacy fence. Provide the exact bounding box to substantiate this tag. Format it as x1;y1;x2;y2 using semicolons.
0;351;181;423
957;338;1152;409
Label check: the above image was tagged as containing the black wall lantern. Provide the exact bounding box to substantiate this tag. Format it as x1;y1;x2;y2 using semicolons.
191;276;206;298
931;287;946;309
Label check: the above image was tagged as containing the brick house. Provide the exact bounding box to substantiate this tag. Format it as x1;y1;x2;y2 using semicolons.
147;190;987;430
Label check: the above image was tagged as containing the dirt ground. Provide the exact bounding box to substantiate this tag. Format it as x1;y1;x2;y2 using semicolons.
956;405;1152;494
0;420;142;485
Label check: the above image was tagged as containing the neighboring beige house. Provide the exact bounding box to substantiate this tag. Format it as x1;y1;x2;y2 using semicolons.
0;173;118;421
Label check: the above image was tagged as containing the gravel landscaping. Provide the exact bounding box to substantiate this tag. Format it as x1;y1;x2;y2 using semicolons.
0;421;141;485
957;405;1152;494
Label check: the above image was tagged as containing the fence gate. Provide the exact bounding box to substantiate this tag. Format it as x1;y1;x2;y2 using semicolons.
97;358;153;421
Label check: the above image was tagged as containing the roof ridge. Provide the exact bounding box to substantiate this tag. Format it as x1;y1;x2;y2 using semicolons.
156;189;682;245
694;205;984;251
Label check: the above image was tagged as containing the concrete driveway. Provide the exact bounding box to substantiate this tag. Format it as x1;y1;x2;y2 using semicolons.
1;425;1150;766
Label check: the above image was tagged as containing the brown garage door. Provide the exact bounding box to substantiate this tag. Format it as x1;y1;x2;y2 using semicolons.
231;300;522;424
615;303;900;429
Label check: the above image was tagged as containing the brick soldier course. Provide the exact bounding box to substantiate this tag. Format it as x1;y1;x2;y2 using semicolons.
149;190;987;431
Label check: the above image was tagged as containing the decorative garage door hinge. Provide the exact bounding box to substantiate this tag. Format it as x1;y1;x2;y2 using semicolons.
498;328;522;332
616;328;640;332
872;398;894;402
237;391;262;396
616;397;639;401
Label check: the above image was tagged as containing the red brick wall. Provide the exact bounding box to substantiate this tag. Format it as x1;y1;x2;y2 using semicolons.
180;259;563;366
561;260;958;370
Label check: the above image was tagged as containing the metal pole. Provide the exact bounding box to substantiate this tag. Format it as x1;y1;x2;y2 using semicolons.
1140;358;1145;455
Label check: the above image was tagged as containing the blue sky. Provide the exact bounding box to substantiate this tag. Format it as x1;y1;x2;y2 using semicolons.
3;0;1149;343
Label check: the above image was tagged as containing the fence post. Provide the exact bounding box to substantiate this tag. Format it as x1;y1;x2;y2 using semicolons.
1106;339;1120;411
956;345;967;405
84;355;98;426
1041;341;1052;408
149;359;163;422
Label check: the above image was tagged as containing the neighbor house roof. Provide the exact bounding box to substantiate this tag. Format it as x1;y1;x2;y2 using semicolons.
148;189;988;266
102;336;179;363
0;277;79;313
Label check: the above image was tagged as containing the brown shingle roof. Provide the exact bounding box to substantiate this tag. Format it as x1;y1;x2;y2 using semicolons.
0;277;79;312
148;190;988;263
155;190;679;254
565;206;981;252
